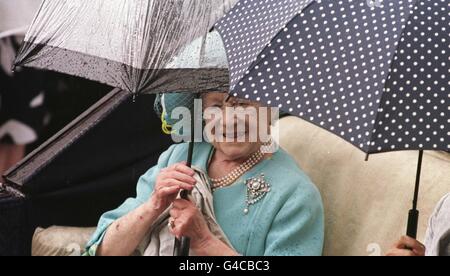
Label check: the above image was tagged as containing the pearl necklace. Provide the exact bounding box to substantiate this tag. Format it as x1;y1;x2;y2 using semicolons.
210;150;265;192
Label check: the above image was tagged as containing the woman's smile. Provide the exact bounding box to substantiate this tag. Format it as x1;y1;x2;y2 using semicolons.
222;130;248;140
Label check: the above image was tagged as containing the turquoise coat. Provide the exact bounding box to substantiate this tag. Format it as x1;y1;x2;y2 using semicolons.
86;143;324;256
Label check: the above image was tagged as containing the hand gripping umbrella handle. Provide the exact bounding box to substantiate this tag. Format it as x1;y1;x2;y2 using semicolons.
173;141;194;256
173;93;200;256
174;190;192;256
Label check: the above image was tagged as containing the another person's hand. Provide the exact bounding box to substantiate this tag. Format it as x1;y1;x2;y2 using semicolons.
150;162;197;213
386;236;426;256
169;199;214;250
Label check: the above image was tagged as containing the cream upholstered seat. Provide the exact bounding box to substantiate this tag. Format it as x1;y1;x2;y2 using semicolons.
279;116;450;256
32;116;450;256
32;226;95;256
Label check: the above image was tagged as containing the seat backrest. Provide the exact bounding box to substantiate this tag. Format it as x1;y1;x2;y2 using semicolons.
279;116;450;256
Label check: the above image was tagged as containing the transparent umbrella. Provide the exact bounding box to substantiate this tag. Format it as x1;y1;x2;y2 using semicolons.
14;0;237;95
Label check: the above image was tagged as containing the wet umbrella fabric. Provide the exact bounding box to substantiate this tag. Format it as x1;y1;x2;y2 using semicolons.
14;0;238;95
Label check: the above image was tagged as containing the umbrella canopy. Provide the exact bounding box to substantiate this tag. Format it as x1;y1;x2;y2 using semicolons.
215;0;449;154
0;0;42;38
14;0;238;94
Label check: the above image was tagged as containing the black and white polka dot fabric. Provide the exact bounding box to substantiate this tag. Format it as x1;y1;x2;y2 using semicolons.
215;0;449;154
217;0;314;90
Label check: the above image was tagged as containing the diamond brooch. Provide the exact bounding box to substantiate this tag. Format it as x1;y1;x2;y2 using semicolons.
244;174;271;215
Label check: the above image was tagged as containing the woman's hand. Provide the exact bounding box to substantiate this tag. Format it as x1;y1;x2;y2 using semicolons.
169;199;240;256
150;162;197;213
386;236;426;256
169;199;213;245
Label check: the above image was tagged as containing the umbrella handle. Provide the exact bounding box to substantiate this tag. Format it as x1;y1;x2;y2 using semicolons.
406;150;424;239
173;141;194;256
173;94;200;256
406;209;419;239
173;189;192;256
173;144;193;256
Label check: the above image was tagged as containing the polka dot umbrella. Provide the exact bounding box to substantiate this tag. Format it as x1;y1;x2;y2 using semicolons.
215;0;449;239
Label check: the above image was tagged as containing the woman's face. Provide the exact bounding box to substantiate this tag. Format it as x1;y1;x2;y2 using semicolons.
202;92;270;161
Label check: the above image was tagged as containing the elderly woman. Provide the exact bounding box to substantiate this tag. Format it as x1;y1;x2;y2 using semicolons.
85;92;324;256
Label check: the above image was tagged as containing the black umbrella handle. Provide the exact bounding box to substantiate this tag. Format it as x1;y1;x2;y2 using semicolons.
406;150;424;239
406;209;419;239
173;141;194;256
172;155;193;256
173;189;192;256
173;94;200;256
176;191;192;256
